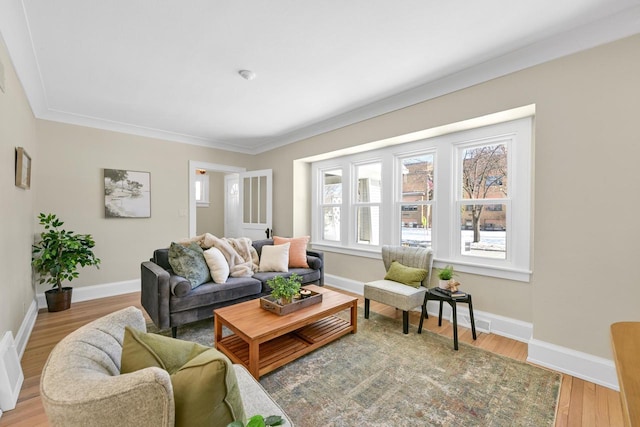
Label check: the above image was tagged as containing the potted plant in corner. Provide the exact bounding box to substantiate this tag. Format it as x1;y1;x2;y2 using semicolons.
438;265;455;289
267;273;302;305
32;213;101;312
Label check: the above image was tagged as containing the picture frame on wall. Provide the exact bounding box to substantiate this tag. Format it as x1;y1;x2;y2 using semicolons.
15;147;31;189
104;169;151;218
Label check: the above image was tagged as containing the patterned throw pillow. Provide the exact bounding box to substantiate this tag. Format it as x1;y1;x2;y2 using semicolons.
168;242;211;289
384;261;428;288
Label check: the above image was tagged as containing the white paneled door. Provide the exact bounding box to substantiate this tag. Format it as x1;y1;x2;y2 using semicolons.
238;169;272;240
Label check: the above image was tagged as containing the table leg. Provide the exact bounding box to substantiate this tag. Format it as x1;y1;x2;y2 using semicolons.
214;314;222;348
438;301;443;326
351;301;358;333
468;295;477;340
418;302;426;334
451;301;459;351
249;341;260;379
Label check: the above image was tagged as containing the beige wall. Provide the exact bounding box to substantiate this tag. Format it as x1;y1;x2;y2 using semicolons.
34;120;253;291
261;34;640;359
196;172;225;236
0;36;38;338
3;28;639;365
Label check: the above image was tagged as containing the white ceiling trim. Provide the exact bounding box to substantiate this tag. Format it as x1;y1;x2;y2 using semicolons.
2;3;640;155
254;5;640;154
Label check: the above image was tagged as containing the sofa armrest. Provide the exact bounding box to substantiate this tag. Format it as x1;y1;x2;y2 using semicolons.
141;261;172;330
306;249;324;286
42;366;175;427
233;365;294;426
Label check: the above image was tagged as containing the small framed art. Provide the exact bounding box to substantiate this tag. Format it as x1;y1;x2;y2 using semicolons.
15;147;31;189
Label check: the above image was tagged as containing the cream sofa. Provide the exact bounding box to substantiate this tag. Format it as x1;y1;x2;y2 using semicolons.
40;306;293;426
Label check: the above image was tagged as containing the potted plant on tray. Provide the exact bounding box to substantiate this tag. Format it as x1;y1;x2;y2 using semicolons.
438;265;455;289
32;213;101;312
267;273;302;305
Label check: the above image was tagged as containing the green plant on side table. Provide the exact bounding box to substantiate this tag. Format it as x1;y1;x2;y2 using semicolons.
32;213;101;312
267;273;302;305
228;415;283;427
437;264;455;289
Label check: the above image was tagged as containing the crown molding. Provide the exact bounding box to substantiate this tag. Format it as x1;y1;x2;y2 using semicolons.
254;5;640;154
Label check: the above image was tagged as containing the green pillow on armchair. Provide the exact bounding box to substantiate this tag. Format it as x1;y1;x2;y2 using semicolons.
120;327;246;427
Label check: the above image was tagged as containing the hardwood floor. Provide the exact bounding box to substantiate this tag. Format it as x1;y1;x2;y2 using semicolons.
0;288;623;426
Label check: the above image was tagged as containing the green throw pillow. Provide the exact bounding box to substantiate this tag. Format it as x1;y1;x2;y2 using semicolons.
384;261;428;288
120;327;246;427
168;242;211;289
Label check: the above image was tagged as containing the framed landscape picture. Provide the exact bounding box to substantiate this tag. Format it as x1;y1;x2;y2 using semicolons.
15;147;31;189
104;169;151;218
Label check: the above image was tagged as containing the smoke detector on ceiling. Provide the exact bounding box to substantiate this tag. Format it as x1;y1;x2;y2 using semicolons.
238;70;256;81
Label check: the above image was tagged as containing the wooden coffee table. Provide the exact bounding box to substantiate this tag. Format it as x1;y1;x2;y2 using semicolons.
214;285;357;379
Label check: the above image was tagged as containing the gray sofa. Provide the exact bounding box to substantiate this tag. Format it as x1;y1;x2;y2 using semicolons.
141;238;324;337
40;306;293;426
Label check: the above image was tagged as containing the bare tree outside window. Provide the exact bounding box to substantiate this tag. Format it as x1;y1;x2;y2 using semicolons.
461;144;507;243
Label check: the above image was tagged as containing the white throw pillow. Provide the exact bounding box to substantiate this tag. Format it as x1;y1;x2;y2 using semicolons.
259;243;290;272
203;247;230;284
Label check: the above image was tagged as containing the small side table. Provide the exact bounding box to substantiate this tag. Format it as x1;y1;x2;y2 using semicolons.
418;288;477;350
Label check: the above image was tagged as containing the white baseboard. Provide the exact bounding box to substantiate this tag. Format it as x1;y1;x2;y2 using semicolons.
15;300;37;359
528;339;618;390
36;279;140;310
326;273;618;390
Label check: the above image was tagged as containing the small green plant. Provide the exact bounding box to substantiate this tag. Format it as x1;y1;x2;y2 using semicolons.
228;415;284;427
268;274;302;305
438;265;454;281
32;213;101;291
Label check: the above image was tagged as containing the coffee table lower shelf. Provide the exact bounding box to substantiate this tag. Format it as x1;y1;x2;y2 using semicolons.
217;315;351;378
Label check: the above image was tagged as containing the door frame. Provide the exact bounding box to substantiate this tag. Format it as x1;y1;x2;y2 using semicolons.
188;160;245;237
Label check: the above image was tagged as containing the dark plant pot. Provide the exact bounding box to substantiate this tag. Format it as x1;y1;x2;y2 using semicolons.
45;287;73;312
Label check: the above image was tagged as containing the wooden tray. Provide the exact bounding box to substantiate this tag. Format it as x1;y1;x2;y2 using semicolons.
260;289;323;315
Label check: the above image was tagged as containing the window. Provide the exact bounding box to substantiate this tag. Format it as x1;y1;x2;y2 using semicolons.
195;171;210;207
312;117;532;281
398;154;434;248
355;162;381;245
320;169;342;242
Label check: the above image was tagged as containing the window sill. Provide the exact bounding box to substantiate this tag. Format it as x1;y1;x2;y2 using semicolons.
433;259;531;282
312;243;531;282
196;202;210;208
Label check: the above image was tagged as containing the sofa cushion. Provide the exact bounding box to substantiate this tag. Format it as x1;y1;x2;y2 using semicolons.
273;236;310;268
258;243;290;272
169;278;262;312
120;327;246;427
384;261;428;288
168;242;211;289
203;247;230;284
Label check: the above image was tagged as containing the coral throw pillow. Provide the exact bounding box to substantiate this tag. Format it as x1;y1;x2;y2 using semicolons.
273;236;310;268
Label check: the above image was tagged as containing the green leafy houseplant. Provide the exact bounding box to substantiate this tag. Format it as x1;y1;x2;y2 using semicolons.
32;213;101;311
228;415;283;427
267;273;302;305
438;265;454;281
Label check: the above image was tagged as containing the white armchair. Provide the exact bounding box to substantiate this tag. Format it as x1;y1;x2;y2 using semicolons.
364;245;434;334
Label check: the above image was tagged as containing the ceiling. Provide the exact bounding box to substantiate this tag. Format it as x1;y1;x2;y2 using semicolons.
1;1;639;154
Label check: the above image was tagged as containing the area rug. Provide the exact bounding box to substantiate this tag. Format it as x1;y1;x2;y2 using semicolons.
149;310;560;427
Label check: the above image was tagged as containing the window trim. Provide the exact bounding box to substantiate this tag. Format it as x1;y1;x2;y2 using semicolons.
311;117;533;282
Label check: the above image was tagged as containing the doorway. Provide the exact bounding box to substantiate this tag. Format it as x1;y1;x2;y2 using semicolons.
188;161;245;238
